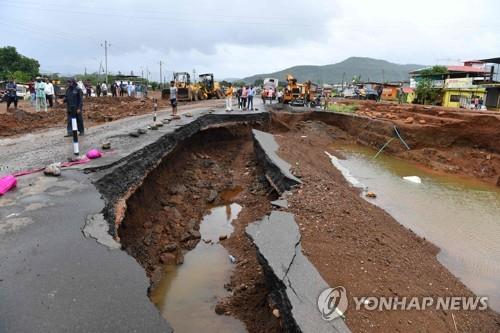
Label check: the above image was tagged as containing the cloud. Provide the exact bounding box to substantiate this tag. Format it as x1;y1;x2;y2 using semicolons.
1;0;499;79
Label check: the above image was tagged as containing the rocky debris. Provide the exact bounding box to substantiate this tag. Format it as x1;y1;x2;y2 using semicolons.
404;117;414;124
419;119;427;124
150;125;159;130
162;242;177;252
246;211;351;333
44;163;61;177
365;191;377;198
101;142;111;150
252;129;302;194
215;301;227;315
185;112;193;117
270;199;288;208
159;253;177;265
156;122;164;127
207;189;218;203
172;115;181;120
168;184;187;195
219;235;228;241
272;309;280;318
129;131;140;138
137;128;147;135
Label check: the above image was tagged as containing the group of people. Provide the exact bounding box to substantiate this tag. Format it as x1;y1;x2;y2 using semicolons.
82;81;146;98
224;84;257;111
25;77;56;112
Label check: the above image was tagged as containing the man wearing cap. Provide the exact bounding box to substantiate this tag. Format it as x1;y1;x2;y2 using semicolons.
35;77;47;112
64;80;84;137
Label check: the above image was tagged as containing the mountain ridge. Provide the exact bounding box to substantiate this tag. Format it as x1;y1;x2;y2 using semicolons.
243;57;425;84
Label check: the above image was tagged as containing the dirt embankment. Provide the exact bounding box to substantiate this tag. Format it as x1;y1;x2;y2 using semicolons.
273;120;500;332
119;125;281;333
0;96;223;137
272;103;500;186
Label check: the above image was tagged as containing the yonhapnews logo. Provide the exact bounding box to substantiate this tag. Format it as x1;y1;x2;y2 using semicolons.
317;286;348;321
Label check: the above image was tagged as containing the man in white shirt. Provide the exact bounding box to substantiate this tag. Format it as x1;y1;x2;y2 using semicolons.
44;78;55;107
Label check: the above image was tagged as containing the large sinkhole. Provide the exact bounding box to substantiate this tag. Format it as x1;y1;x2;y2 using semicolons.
118;124;281;333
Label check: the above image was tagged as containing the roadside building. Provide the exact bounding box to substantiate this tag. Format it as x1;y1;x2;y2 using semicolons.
441;78;486;108
477;57;500;110
402;87;415;104
381;83;400;101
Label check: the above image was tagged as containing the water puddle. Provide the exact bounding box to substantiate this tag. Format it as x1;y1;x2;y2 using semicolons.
150;199;246;332
328;143;500;311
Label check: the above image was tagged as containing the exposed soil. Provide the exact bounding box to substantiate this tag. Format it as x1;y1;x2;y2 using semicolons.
274;119;500;332
116;110;499;333
0;93;223;137
119;125;281;333
272;104;500;186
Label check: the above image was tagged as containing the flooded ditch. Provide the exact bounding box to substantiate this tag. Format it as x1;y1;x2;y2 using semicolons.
103;111;499;332
117;124;280;332
329;143;500;311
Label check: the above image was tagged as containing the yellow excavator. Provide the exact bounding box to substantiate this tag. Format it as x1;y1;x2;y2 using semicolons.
197;73;223;100
283;74;302;104
161;72;199;101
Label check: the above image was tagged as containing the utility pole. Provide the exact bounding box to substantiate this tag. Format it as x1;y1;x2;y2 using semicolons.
341;72;346;89
193;68;196;83
159;61;163;89
100;40;111;84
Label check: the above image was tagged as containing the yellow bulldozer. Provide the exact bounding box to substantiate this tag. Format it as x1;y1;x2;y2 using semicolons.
283;74;302;104
161;72;199;101
197;73;224;100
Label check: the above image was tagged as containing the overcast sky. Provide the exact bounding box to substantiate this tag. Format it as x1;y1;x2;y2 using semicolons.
1;0;499;81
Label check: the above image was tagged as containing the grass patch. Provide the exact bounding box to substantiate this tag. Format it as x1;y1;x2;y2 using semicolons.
326;103;359;113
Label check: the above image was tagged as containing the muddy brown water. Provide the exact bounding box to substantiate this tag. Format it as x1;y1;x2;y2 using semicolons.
329;143;500;312
150;200;246;333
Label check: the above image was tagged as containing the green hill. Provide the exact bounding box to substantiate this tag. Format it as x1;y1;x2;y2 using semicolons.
243;57;424;84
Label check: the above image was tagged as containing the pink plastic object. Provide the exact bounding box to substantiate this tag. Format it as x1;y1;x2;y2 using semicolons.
86;149;102;159
0;175;17;196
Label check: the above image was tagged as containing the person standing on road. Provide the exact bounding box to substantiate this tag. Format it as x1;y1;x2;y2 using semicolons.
241;86;248;110
236;86;242;109
127;81;133;97
247;85;255;111
44;78;55;108
35;77;47;112
101;82;108;97
96;82;101;97
5;79;18;111
225;83;234;111
169;81;178;117
28;78;36;106
111;82;117;97
119;81;126;96
64;79;84;137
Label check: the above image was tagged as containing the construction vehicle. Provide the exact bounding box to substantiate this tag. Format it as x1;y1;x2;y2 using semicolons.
197;73;223;100
283;75;303;104
262;78;278;101
161;72;199;101
303;80;320;106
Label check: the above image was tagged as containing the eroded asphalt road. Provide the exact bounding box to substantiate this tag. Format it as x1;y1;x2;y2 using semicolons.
0;100;268;333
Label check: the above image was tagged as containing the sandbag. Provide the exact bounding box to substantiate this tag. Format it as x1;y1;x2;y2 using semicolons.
86;149;102;159
0;175;17;196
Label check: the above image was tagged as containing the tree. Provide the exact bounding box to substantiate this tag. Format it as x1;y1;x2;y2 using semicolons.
418;65;447;77
0;46;40;81
253;79;264;87
415;65;447;105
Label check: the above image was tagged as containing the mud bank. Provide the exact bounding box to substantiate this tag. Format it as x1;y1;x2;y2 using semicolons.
271;108;500;185
273;119;500;332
